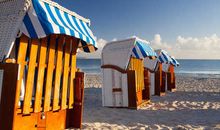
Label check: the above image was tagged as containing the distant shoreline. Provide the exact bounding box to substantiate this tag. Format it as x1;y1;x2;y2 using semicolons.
83;73;220;89
84;72;220;78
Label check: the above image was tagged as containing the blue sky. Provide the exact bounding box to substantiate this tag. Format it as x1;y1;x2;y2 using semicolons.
54;0;220;42
54;0;220;59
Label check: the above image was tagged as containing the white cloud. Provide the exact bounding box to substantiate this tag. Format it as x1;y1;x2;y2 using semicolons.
150;34;172;50
150;34;220;59
77;34;220;59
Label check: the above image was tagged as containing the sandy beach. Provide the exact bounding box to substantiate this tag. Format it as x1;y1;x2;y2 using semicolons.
81;74;220;129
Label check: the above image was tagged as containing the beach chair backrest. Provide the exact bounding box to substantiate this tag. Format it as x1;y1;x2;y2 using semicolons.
8;34;78;115
128;57;144;92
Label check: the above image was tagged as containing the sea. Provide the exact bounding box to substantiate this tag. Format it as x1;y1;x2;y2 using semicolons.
77;59;220;78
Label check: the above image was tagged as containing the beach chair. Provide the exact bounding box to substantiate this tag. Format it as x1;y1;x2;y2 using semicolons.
166;56;179;92
0;0;97;129
101;37;157;109
144;49;172;96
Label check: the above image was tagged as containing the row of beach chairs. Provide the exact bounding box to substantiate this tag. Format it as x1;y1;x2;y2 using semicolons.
101;38;179;109
0;0;178;129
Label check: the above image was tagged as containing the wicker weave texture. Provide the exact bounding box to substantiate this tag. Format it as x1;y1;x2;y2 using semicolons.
0;0;31;61
0;0;92;61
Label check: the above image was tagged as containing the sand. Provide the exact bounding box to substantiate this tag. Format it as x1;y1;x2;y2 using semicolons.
81;74;220;129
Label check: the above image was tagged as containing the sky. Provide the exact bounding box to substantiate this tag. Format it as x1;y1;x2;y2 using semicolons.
54;0;220;59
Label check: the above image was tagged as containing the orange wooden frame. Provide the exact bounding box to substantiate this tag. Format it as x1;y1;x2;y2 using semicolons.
167;65;176;92
0;35;85;130
154;63;166;96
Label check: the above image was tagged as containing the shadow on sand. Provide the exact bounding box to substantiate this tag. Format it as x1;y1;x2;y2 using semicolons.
82;88;220;129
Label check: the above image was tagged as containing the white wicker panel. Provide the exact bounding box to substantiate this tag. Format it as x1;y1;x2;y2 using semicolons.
150;73;155;95
0;0;31;61
121;74;128;107
113;70;122;107
102;69;113;107
0;70;4;102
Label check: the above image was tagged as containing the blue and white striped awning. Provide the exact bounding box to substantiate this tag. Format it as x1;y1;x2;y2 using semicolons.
157;50;172;63
19;0;97;53
131;40;157;59
170;56;180;67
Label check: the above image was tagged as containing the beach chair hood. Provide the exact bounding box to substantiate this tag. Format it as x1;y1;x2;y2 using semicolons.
170;56;180;67
0;0;97;61
102;37;157;70
144;49;172;72
162;55;180;72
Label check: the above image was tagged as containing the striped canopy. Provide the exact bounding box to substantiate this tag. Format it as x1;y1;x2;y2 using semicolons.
157;50;172;63
131;40;157;59
20;0;97;53
170;56;180;67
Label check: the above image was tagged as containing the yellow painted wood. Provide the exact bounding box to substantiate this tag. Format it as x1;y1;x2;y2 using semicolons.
61;37;71;110
23;39;39;114
68;38;78;108
129;57;144;92
52;36;64;111
44;35;56;112
15;35;28;109
34;38;47;113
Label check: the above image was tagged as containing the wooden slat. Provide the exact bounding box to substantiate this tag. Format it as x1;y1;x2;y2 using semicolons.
167;72;172;91
155;71;161;96
173;73;176;89
170;65;174;83
71;72;85;128
61;37;71;110
161;71;166;93
68;38;78;108
44;35;56;112
0;64;19;130
127;70;137;108
129;57;144;92
143;69;150;100
15;36;28;109
159;63;162;86
23;39;39;114
52;36;64;111
34;38;47;113
112;88;122;92
101;64;128;73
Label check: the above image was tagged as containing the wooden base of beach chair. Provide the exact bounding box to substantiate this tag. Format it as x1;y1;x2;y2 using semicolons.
143;69;150;100
172;74;176;90
0;63;85;130
154;70;166;96
167;72;172;91
161;71;166;93
167;70;176;92
155;71;161;96
127;69;151;109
